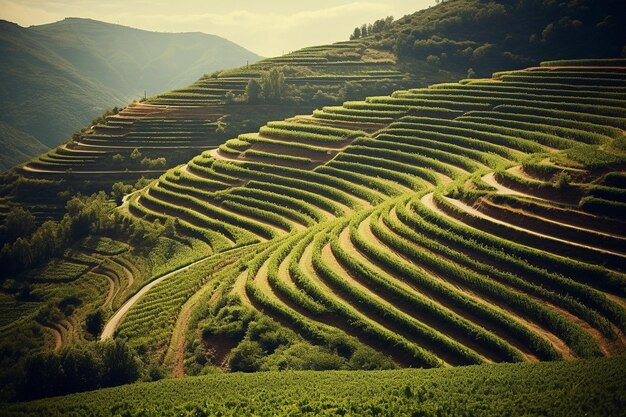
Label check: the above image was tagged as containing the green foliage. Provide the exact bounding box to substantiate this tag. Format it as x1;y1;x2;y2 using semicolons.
229;340;265;372
3;206;36;243
261;68;286;103
85;309;104;337
14;339;141;401
244;79;262;104
0;193;121;276
130;148;142;161
5;358;626;416
140;157;167;169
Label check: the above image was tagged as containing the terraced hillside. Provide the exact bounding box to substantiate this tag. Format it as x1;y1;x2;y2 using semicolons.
110;58;626;373
0;40;430;226
2;59;626;403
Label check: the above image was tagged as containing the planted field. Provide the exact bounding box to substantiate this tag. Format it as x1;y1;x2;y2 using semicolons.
5;357;626;417
4;59;626;409
103;60;625;379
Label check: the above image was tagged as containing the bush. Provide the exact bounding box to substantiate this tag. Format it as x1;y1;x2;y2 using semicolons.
85;309;105;337
552;171;571;190
229;340;264;372
349;346;397;370
140;157;167;169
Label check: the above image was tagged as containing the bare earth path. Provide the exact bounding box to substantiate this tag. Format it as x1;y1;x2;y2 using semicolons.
100;256;212;341
44;325;63;351
481;171;540;199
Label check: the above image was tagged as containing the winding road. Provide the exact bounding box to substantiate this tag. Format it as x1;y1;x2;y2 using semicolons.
100;256;211;340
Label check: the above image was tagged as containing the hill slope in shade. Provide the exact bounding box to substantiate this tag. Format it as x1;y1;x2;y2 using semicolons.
0;18;262;151
367;0;626;77
30;18;263;99
0;122;49;171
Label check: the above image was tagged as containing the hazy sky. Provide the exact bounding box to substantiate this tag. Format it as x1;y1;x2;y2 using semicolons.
0;0;435;56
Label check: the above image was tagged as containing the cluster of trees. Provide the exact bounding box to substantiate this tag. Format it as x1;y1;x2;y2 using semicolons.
124;148;167;169
244;68;286;104
350;16;394;40
15;340;141;401
0;193;121;276
379;0;626;77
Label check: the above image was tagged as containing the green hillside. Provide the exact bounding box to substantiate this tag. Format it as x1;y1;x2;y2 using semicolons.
5;357;626;417
1;0;626;409
0;18;262;152
3;0;624;224
1;57;625;404
0;38;439;225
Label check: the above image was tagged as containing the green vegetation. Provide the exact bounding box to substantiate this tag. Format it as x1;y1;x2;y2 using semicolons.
5;358;626;417
5;60;626;399
2;0;626;411
0;122;49;171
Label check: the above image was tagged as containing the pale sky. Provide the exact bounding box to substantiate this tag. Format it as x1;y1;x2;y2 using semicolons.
0;0;435;57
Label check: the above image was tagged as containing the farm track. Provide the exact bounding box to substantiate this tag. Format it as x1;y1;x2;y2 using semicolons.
43;324;63;352
101;256;213;341
482;171;539;199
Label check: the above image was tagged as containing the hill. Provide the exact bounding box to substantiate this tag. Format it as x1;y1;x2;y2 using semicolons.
1;58;625;403
4;357;626;416
365;0;626;77
0;18;262;154
1;0;626;407
2;0;625;225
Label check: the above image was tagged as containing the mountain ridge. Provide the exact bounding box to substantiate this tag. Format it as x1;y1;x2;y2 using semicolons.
0;17;262;162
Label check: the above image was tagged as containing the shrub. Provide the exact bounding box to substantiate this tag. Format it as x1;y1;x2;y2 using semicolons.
229;340;264;372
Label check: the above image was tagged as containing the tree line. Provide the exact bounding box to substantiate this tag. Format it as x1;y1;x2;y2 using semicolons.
350;16;394;40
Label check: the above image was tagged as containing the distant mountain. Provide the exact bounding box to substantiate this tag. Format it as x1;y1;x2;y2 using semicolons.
0;18;262;160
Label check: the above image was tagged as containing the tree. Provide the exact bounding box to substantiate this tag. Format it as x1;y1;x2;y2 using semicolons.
426;54;441;66
351;27;361;40
229;340;264;372
3;206;36;242
245;79;262;103
111;182;134;205
162;217;177;238
11;238;33;270
361;24;368;37
99;340;141;387
130;148;142;162
224;90;237;104
260;68;286;103
60;346;101;392
85;309;105;337
29;220;61;264
372;19;385;33
140;157;167;169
